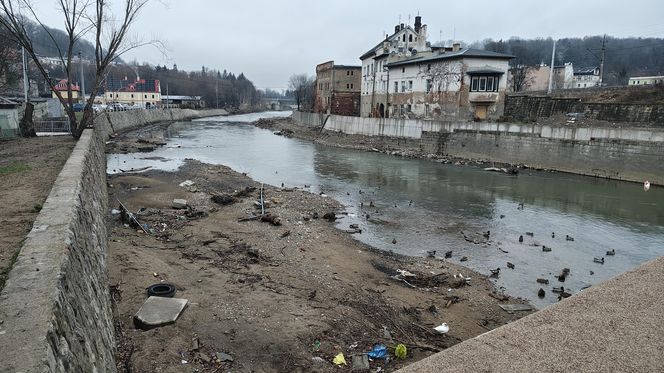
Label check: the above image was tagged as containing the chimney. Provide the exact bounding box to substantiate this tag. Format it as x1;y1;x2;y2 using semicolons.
395;25;400;34
414;16;422;33
453;42;461;52
400;23;405;30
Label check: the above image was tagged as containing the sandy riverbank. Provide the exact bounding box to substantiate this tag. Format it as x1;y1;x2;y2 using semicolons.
107;122;532;372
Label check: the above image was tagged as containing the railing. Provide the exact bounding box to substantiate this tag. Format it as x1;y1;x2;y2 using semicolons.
33;119;71;133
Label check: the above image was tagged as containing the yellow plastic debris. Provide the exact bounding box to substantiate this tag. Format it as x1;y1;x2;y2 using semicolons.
395;343;407;359
332;352;347;365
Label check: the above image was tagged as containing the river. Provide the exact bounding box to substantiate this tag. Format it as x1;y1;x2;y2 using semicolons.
107;111;664;308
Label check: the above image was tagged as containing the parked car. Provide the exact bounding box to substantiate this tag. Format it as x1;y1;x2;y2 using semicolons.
109;103;127;112
92;104;108;113
72;103;85;112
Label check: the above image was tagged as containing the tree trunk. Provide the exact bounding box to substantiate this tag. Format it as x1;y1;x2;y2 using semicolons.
19;103;36;137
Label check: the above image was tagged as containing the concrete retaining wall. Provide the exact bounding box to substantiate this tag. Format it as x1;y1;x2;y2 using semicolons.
293;111;664;184
0;108;226;372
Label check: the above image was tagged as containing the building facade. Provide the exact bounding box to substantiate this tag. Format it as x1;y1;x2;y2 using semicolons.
51;79;80;100
104;78;161;108
509;63;575;92
628;76;664;86
314;61;361;116
572;66;601;88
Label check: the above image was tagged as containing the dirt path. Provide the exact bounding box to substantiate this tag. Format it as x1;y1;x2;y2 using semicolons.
0;136;75;289
108;157;531;372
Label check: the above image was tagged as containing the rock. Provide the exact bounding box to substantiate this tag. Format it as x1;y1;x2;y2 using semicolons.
172;198;188;209
352;354;370;370
133;296;188;330
216;352;234;362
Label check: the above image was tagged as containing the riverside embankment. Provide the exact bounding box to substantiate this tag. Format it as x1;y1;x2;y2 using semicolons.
292;111;664;185
0;108;227;372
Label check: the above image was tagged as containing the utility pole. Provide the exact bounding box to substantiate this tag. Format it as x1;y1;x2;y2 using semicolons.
21;46;29;103
215;79;219;109
599;34;606;87
79;51;85;101
547;39;557;94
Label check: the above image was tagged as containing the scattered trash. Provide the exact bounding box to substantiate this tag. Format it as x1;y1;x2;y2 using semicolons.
311;356;325;364
179;180;195;187
172;198;188;209
333;352;347;365
352;354;370;370
499;304;533;312
394;344;408;359
367;344;387;359
434;323;449;334
644;180;650;191
216;352;234;362
191;337;200;351
111;208;121;215
313;340;321;351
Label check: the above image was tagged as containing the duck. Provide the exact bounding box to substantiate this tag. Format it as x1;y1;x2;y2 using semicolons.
500;214;506;219
606;249;615;256
392;238;397;244
444;251;453;259
369;201;375;207
518;235;524;243
552;232;555;238
566;235;574;241
525;232;534;237
558;291;572;301
536;278;549;284
507;262;515;269
489;268;500;277
590;270;594;275
542;246;552;252
537;288;546;298
517;202;524;210
460;256;468;262
483;231;491;239
426;250;436;258
593;257;604;264
552;286;565;293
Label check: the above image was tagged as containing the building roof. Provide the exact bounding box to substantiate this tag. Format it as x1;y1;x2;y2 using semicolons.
574;66;599;75
467;66;506;75
386;48;514;68
359;26;416;60
628;75;664;80
162;95;202;101
53;79;80;91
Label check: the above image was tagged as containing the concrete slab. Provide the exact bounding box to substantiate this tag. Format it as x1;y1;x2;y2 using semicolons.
352;354;370;370
134;296;188;330
172;198;188;209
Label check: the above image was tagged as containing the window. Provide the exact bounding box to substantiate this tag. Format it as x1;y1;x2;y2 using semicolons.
350;83;354;89
131;94;134;98
409;34;413;42
426;79;432;93
402;67;405;73
407;104;412;112
427;64;431;72
470;75;499;92
144;94;148;99
394;81;398;92
152;94;155;98
401;81;406;92
402;34;406;42
408;80;413;90
400;104;404;115
346;84;350;89
351;71;354;76
425;104;430;116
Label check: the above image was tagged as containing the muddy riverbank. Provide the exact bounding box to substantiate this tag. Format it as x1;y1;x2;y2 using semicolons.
107;127;531;372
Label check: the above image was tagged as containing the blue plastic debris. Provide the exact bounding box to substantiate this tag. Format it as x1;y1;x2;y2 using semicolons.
367;344;387;359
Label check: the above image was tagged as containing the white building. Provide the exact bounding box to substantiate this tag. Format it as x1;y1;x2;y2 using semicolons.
628;76;664;86
572;66;601;88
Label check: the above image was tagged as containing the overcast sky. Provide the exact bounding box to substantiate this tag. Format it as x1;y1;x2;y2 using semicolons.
38;0;664;90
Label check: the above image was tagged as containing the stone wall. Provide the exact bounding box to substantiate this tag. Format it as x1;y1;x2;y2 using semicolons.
0;108;227;372
0;129;115;372
504;94;664;124
293;111;664;184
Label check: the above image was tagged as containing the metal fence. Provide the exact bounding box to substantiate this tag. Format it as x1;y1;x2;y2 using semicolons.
33;119;71;134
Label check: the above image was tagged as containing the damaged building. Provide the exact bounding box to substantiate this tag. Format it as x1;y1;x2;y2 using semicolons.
314;61;361;116
359;16;514;121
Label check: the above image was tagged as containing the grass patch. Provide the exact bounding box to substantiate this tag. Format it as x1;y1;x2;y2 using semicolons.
0;163;31;176
0;248;21;292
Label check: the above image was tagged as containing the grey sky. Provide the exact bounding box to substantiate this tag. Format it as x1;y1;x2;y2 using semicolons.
39;0;664;90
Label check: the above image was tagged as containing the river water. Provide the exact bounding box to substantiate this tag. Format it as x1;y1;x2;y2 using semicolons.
107;111;664;308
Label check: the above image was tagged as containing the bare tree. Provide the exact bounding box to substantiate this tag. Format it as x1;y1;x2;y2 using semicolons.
288;73;315;111
0;0;151;139
509;64;534;92
420;61;462;96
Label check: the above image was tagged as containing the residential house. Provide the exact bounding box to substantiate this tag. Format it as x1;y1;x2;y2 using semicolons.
314;61;361;116
104;77;161;108
360;16;437;117
51;79;80;100
384;47;514;120
572;66;601;88
628;76;664;86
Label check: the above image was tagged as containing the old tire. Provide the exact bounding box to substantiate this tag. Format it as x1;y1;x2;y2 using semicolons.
147;283;176;298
